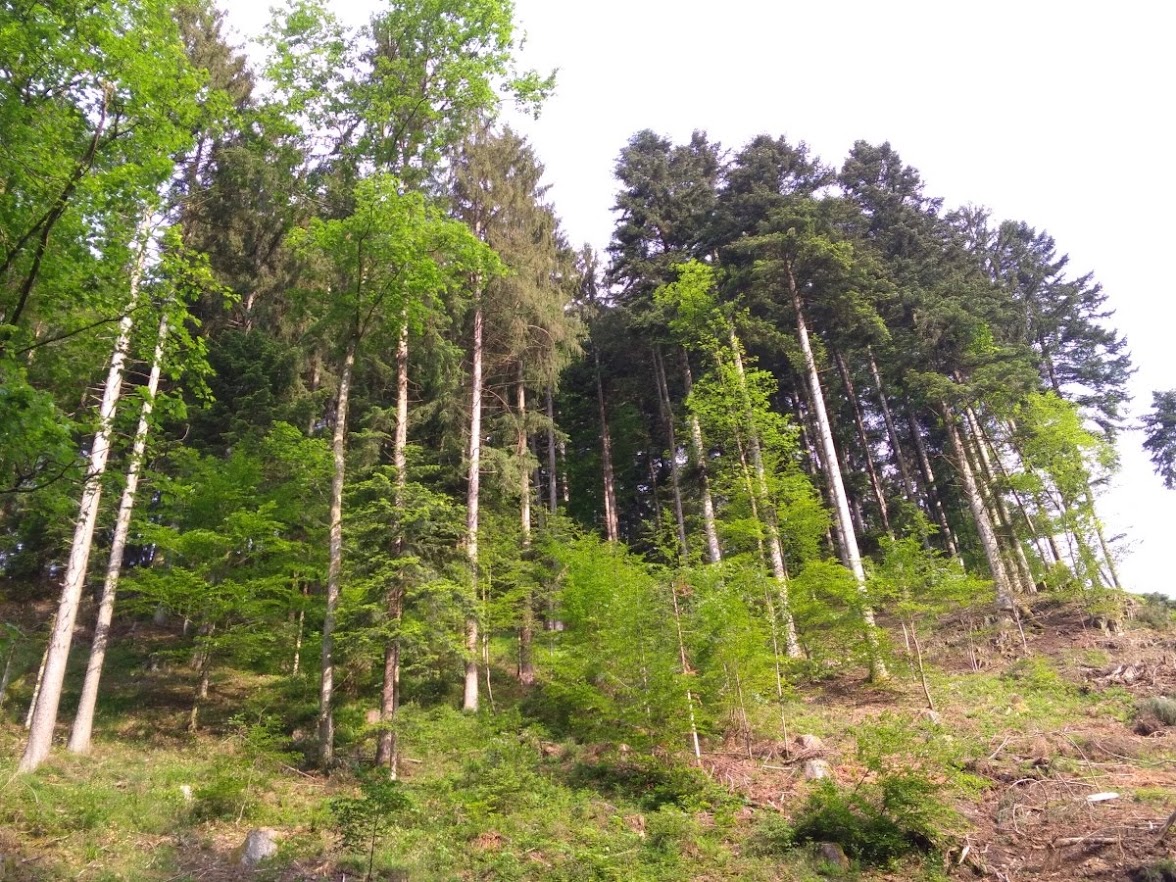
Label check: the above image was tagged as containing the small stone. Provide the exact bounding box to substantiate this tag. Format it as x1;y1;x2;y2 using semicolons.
816;841;850;874
239;828;278;866
804;759;832;780
918;709;942;725
798;734;825;753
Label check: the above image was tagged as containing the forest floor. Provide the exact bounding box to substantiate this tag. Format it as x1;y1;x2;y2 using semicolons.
2;592;1175;882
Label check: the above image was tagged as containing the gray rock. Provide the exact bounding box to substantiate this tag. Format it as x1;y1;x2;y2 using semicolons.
798;733;825;753
815;841;850;874
918;709;942;725
240;828;278;866
804;759;832;780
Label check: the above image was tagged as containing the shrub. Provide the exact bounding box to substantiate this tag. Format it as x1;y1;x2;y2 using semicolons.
788;776;941;866
1137;696;1176;727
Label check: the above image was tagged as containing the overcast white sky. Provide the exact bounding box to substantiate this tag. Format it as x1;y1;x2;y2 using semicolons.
223;0;1175;595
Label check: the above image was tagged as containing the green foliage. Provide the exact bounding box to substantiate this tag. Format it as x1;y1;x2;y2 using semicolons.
1136;696;1176;727
1133;859;1176;882
332;773;412;881
1143;389;1176;490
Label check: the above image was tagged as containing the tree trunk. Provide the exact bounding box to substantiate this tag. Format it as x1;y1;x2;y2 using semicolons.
517;363;536;686
653;347;689;559
944;406;1012;599
20;222;150;773
786;268;886;680
464;297;484;712
593;343;619;543
728;329;801;658
546;387;558;514
682;356;722;564
318;334;357;767
867;348;919;505
669;581;702;764
962;405;1036;594
376;319;410;772
834;350;891;534
907;410;961;559
68;312;169;754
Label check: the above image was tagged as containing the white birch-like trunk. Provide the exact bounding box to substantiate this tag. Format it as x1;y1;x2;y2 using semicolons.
945;407;1012;598
68;312;169;754
377;319;410;772
962;405;1036;594
728;329;801;658
517;365;536;685
593;345;619;543
546;387;558;514
318;335;357;766
682;357;721;564
20;222;150;773
464;298;483;712
653;348;689;559
786;271;886;679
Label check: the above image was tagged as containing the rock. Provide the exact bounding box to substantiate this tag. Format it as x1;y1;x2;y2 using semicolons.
815;841;850;874
797;733;825;753
804;759;832;780
918;709;942;725
239;828;278;866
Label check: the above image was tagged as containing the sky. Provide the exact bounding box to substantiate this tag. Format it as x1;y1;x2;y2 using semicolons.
221;1;1175;595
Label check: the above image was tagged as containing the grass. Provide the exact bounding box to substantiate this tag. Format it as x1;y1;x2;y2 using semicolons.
2;593;1172;881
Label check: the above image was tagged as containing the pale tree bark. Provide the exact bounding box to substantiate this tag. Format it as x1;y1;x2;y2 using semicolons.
319;335;357;767
728;330;801;659
546;387;558;514
833;350;891;535
68;312;169;754
593;343;619;543
907;410;962;559
786;269;886;679
516;364;536;686
653;347;688;559
464;296;484;712
20;221;151;773
669;581;702;764
962;405;1036;594
944;407;1012;598
682;357;721;564
376;319;410;773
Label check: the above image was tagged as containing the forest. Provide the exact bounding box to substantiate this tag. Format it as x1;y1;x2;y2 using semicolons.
4;1;1176;880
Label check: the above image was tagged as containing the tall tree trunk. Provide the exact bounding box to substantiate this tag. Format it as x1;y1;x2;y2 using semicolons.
867;348;919;505
376;319;410;773
318;334;357;767
669;581;702;763
653;347;689;559
464;297;484;712
682;356;722;564
1084;487;1121;589
907;410;961;559
834;350;891;534
944;406;1012;599
517;364;536;686
962;405;1036;594
786;268;886;679
593;343;619;543
546;387;558;514
20;222;150;773
69;312;169;754
728;330;801;658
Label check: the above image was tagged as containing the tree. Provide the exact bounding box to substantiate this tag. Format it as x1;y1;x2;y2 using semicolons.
1143;390;1176;490
289;174;497;763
